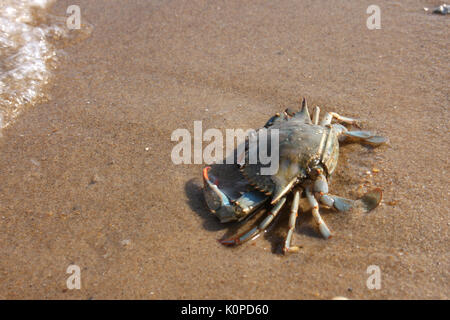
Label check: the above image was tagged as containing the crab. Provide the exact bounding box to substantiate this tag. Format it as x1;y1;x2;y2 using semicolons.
203;98;387;254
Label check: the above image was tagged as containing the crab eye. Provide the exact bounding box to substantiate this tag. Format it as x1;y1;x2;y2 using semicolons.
284;108;295;117
264;114;279;128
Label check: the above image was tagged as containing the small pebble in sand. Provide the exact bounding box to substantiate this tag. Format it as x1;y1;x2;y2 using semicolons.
89;173;102;185
121;239;131;246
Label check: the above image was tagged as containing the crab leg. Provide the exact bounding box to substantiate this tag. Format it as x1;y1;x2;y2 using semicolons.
332;123;388;147
220;197;287;246
283;190;301;254
312;106;320;125
321;111;359;126
305;186;332;239
313;171;353;212
342;130;388;146
313;169;383;213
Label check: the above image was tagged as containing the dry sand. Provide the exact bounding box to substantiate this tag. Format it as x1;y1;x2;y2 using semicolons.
0;0;448;299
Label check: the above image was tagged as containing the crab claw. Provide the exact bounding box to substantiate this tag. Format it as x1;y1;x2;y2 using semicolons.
203;167;237;223
203;167;268;223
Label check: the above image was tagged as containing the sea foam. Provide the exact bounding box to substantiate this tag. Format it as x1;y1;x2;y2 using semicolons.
0;0;91;129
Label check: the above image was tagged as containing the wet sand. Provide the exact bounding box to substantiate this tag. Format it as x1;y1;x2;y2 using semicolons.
0;0;448;299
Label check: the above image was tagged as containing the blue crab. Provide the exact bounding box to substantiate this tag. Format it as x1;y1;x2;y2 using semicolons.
203;98;387;254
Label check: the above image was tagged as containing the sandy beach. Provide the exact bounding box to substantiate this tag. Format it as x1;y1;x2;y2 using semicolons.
0;0;448;299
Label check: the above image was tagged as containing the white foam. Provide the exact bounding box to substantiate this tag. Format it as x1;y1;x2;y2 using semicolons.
0;0;64;128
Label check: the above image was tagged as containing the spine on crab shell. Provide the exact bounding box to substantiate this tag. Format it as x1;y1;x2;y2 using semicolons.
293;97;312;123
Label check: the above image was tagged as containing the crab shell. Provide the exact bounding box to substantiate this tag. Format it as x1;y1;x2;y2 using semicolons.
240;108;339;204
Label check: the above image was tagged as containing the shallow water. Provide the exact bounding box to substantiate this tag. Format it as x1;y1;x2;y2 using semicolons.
0;0;90;128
